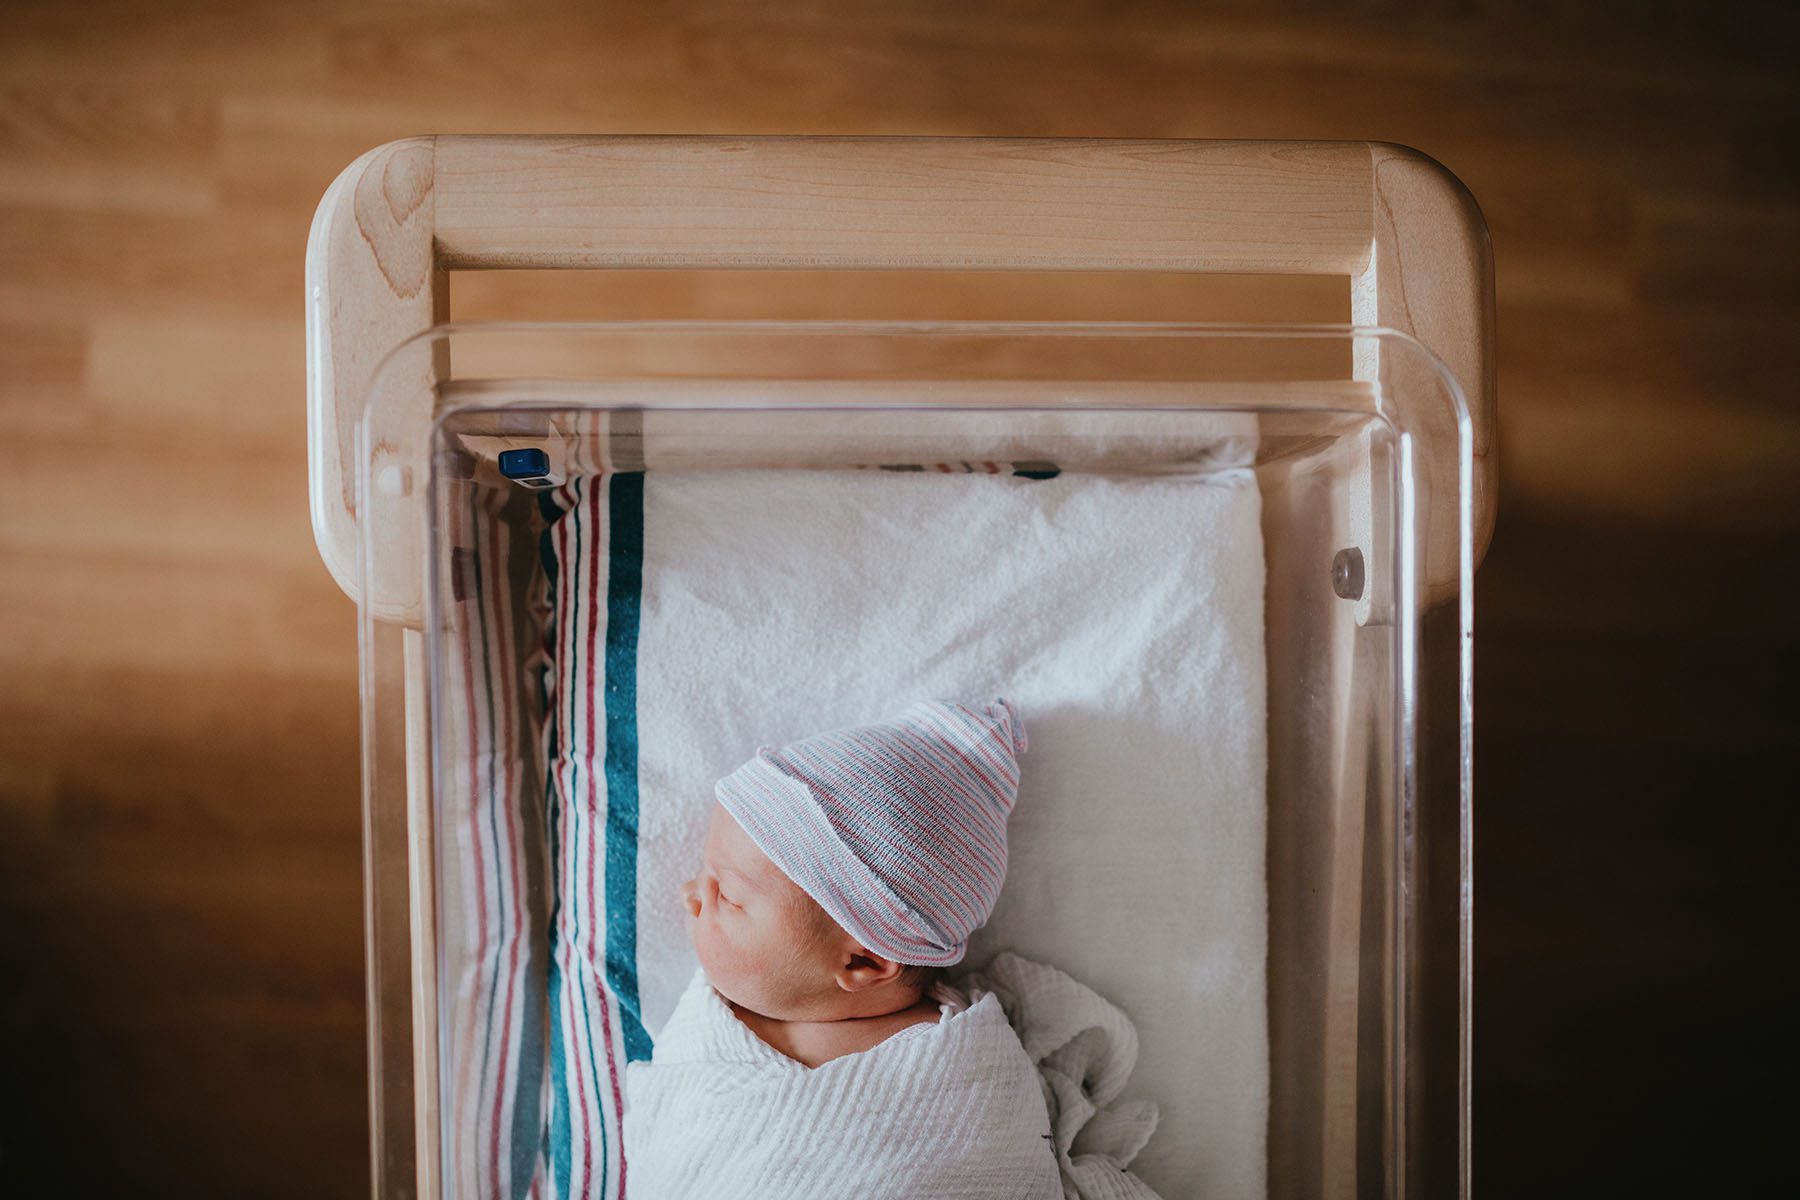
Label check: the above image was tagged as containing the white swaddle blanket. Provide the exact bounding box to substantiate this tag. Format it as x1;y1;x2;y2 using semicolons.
623;953;1160;1200
622;964;1061;1199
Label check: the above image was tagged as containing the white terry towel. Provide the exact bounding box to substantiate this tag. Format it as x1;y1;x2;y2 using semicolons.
624;452;1269;1195
622;965;1065;1200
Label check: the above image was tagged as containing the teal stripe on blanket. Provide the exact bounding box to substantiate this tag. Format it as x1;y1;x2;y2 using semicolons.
603;471;652;1065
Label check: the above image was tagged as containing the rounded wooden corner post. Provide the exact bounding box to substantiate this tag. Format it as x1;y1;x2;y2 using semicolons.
306;136;443;627
1359;142;1498;601
304;136;443;1200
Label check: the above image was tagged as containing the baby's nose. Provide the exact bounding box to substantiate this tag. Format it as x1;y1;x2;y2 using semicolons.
680;878;701;918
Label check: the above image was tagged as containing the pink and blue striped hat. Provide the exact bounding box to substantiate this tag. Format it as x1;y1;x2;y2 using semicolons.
714;697;1028;967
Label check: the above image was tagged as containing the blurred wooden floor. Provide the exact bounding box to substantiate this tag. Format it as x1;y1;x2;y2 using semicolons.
1;1;1795;1194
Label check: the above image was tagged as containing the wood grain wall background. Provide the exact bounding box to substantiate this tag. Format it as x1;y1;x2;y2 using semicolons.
1;1;1793;1194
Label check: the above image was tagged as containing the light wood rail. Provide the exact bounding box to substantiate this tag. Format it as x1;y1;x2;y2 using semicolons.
306;136;1494;624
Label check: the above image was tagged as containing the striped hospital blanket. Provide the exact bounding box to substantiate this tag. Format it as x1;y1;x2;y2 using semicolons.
441;406;1268;1199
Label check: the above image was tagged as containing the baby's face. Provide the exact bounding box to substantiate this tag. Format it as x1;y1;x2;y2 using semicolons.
682;802;841;1019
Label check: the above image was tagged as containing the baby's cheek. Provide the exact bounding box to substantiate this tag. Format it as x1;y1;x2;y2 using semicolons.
693;913;756;982
764;911;829;981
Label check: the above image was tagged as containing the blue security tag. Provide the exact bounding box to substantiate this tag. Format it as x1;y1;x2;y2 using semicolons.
498;447;559;489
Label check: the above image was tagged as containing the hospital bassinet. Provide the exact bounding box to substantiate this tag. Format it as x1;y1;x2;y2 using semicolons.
306;136;1494;1200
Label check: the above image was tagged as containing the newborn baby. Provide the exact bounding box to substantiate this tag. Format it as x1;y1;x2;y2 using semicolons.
621;697;1064;1199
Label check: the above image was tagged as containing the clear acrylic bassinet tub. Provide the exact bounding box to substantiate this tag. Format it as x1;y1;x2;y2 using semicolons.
305;135;1491;1200
342;321;1474;1200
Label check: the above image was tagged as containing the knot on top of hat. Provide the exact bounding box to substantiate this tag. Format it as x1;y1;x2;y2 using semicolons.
714;696;1027;966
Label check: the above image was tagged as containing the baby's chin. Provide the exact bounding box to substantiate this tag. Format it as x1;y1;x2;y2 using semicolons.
700;954;819;1021
702;967;783;1019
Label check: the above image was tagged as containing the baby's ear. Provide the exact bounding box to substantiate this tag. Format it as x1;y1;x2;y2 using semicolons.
834;947;906;992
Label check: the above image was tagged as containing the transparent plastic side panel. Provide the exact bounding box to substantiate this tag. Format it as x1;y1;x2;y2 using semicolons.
355;614;418;1200
356;324;1472;1200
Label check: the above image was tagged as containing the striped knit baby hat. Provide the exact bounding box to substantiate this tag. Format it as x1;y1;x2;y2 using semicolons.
713;697;1028;967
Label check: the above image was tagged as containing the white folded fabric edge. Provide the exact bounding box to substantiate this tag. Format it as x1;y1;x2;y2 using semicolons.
959;951;1167;1200
462;405;1260;477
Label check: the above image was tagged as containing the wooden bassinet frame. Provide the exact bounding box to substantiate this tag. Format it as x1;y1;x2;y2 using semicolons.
306;136;1493;1199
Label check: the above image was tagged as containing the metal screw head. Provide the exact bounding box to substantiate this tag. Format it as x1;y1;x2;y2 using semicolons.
1331;547;1365;600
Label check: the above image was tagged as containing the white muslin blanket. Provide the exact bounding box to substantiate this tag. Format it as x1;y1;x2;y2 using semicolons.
622;953;1161;1200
